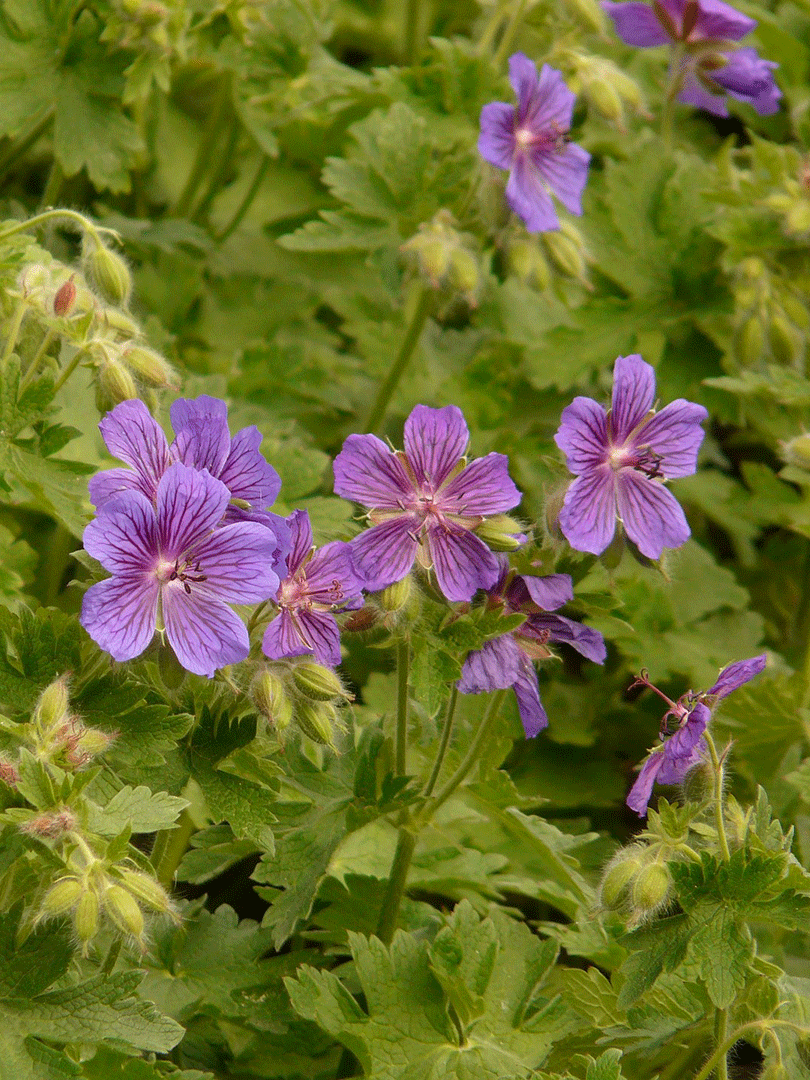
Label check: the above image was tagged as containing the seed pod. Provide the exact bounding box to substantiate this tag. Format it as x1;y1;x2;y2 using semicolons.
98;357;138;405
378;576;412;613
105;883;145;938
475;514;525;552
293;662;347;703
74;890;100;949
40;877;82;919
631;862;671;914
600;853;644;909
84;241;132;307
118;869;172;914
53;277;77;317
296;700;339;747
252;670;293;731
121;344;178;389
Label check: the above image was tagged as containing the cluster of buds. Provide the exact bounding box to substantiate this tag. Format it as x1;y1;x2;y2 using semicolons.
508;220;592;291
761;155;810;238
401;210;483;306
733;258;809;370
599;845;673;926
561;51;650;131
100;0;186;61
252;659;353;749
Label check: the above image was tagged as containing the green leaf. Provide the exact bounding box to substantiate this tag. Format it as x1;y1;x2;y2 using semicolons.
85;785;188;836
688;906;752;1008
616;915;692;1009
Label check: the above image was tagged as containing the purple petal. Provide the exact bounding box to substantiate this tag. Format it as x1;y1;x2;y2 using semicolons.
554;397;609;475
616;471;690;559
657;739;705;784
520;573;573;612
156;463;230;559
219;426;282;506
602;1;672;44
706;654;766;699
440;453;522;516
190;522;282;603
678;72;729;116
610;355;656;445
303;541;363;608
513;59;576;131
224;507;291;576
478;102;517;171
458;635;522;694
530;613;607;663
667;703;709;759
633;399;707;478
558;467;617;555
512;653;549;737
81;574;158;662
171;418;231;478
83;490;159;575
692;0;757;41
170;395;228;433
89;467;145;510
262;609;310;662
428;527;500;602
97;400;170;500
712;48;781;115
403;405;469;490
162;587;249;677
349;518;418;592
627;752;665;816
296;610;343;667
333;434;414;509
285;510;314;577
506;155;559;233
536;142;590;217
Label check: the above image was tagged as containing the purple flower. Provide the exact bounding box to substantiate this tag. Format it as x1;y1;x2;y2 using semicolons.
81;463;282;677
333;405;522;603
478;54;590;233
262;510;363;668
626;654;767;816
458;558;606;737
554;355;707;561
602;0;781;117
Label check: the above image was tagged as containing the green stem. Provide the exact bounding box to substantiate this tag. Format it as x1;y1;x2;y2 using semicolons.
492;0;530;68
52;347;86;393
151;809;195;889
714;1008;729;1080
703;730;730;861
0;112;53;185
192;114;240;224
19;327;56;393
215;156;270;242
395;638;410;776
0;208;105;245
101;935;122;975
661;45;685;152
2;298;27;367
375;824;417;945
173;89;229;219
425;689;507;820
477;0;508;55
799;539;810;707
403;0;421;63
363;287;432;434
39;159;64;210
423;686;458;797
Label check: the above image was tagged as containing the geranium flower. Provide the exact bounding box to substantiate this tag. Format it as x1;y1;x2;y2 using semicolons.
262;510;363;668
81;463;281;677
626;654;767;815
602;0;780;116
478;53;590;232
458;558;606;736
333;404;522;603
554;354;707;560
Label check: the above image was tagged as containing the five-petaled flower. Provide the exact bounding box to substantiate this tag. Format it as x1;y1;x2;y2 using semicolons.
626;654;767;816
333;404;522;603
603;0;781;116
458;557;606;736
81;463;282;677
478;54;590;233
262;510;363;669
554;354;707;560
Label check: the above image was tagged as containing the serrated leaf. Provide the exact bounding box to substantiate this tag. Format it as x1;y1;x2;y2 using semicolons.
688;906;752;1008
85;785;188;836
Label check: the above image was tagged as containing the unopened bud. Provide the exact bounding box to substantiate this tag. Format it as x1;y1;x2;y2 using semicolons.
584;78;625;126
631;862;671;914
252;671;293;730
292;662;348;703
98;357;138;405
781;433;810;470
105;883;144;938
53;277;77;317
562;0;606;33
378;576;412;613
99;307;142;339
600;853;644;909
0;759;20;787
736;313;765;366
680;759;714;803
20;808;77;838
35;676;71;731
121;344;177;388
40;877;82;918
476;514;525;552
118;868;173;914
403;237;452;285
447;248;481;303
768;309;804;366
84;241;132;307
508;239;551;290
543;226;589;284
74;890;100;948
296;700;339;747
69;726;116;764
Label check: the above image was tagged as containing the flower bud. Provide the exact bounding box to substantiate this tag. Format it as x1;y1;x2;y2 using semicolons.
68;726;116;765
475;514;525;552
600;852;644;909
121;344;178;389
74;890;100;950
53;277;77;317
34;675;71;732
378;576;412;613
630;862;671;915
98;357;138;405
292;662;348;703
99;307;143;339
104;883;144;938
84;241;132;307
508;239;551;291
542;224;589;284
402;237;452;286
252;670;293;731
447;248;481;305
296;700;339;748
562;0;606;33
0;759;20;787
768;309;804;367
735;313;766;367
583;77;626;127
781;433;810;470
40;877;82;919
20;808;77;838
680;759;713;803
118;868;174;914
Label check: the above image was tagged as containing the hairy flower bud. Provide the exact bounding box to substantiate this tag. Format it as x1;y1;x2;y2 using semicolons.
768;308;804;367
20;808;77;838
252;670;293;731
583;77;626;126
735;313;766;367
475;514;525;552
98;357;138;406
378;576;413;613
40;877;82;919
600;851;644;909
121;344;178;389
104;883;145;938
84;241;132;307
117;868;174;914
34;675;71;732
0;759;20;787
53;277;77;317
508;239;551;291
293;662;348;702
74;890;100;950
447;248;481;305
296;699;339;748
630;862;671;915
67;726;116;766
542;223;590;284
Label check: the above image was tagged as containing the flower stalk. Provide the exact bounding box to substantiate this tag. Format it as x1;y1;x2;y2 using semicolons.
362;287;432;435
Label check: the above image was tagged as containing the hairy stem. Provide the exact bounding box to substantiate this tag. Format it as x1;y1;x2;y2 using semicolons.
703;730;730;861
2;298;28;367
19;327;56;393
52;347;86;393
693;1021;810;1080
151;809;196;889
426;689;507;819
215;156;270;242
363;287;432;434
375;824;417;945
714;1008;729;1080
423;686;458;797
396;638;410;776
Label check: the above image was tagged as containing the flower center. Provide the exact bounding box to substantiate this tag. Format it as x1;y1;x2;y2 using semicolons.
515;122;569;154
156;554;207;595
607;443;664;478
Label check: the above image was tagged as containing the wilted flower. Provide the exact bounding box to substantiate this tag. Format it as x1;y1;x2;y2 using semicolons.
602;0;781;116
333;404;522;603
554;354;707;560
262;510;363;668
478;54;590;233
81;463;282;677
458;557;606;736
627;654;767;815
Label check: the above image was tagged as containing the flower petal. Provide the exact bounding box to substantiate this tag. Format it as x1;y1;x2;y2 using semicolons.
519;573;573;612
678;72;729;116
602;1;671;45
505;155;559;232
512;653;549;737
333;433;414;509
706;654;766;699
162;586;249;677
478;102;517;170
712;48;781;115
349;518;418;592
558;467;617;555
303;541;364;609
190;521;283;603
404;405;469;490
626;752;665;816
296;610;343;667
170;395;228;433
530;613;607;663
610;355;656;444
536;141;590;216
219;426;282;506
171;417;230;478
440;453;522;516
692;0;757;42
515;59;576;131
458;635;522;694
156;463;230;559
616;471;690;559
97;399;170;499
667;703;709;759
554;396;609;474
81;574;158;662
224;507;291;576
89;467;143;509
428;527;500;602
83;490;159;574
262;609;309;662
633;399;707;477
285;509;314;576
657;739;704;784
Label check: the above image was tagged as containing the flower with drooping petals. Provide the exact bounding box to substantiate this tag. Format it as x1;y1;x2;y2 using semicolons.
555;354;707;560
626;654;767;816
333;405;522;603
262;510;363;668
478;54;591;233
81;462;282;677
602;0;781;116
458;557;606;736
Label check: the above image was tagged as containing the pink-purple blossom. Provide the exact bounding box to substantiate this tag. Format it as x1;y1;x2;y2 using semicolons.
333;405;522;603
262;510;363;669
602;0;781;116
554;355;707;560
458;557;606;736
81;463;282;677
626;654;767;816
478;54;590;233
